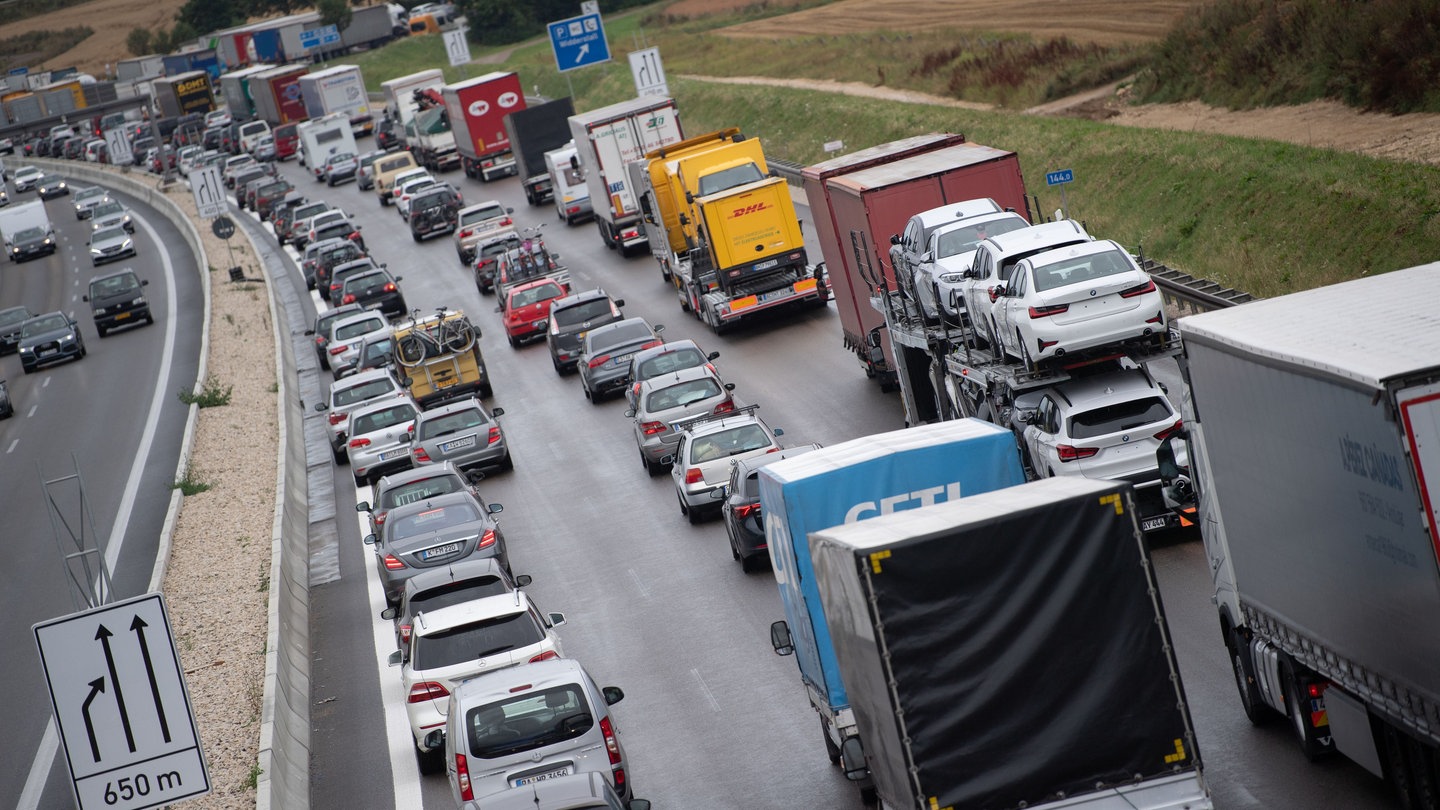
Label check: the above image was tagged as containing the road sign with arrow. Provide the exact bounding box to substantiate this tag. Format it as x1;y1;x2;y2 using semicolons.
34;592;210;810
548;12;610;73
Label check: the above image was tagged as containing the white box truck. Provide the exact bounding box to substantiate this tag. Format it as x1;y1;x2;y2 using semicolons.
566;96;683;254
298;64;373;136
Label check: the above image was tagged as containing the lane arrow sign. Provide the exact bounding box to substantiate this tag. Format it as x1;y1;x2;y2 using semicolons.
95;624;136;753
132;615;171;743
82;678;105;763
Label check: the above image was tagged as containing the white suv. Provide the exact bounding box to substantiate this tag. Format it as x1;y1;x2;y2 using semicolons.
391;592;565;774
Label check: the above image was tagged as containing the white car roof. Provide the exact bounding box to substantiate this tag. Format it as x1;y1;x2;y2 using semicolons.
414;591;533;636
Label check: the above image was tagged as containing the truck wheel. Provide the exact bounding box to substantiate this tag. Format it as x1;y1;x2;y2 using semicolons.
1227;629;1269;726
1383;725;1425;810
1282;664;1329;762
822;717;841;765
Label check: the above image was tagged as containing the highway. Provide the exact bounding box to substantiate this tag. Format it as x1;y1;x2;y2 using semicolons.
3;180;205;809
257;157;1397;809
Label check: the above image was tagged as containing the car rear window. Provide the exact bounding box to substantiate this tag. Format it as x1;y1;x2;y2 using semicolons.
1068;396;1173;440
345;272;393;297
553;299;614;328
647;378;721;412
90;273;141;298
460;204;505;225
333;378;395;407
1030;248;1135;292
419;408;486;440
463;684;591;759
409;578;508;616
378;155;413;173
511;283;563;309
481;238;520;259
389;501;481;541
380;474;465;510
412;611;544;671
636;348;705;381
334;317;384;341
351;402;415;435
0;308;30;328
688;424;771;463
590;320;652;350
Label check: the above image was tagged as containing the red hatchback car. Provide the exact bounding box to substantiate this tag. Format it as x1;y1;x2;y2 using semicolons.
501;278;569;347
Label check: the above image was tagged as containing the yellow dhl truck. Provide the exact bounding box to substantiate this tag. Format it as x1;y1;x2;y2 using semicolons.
631;129;826;335
391;309;492;407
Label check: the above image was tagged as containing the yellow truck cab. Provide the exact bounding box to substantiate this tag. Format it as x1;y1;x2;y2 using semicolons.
373;150;421;205
391;310;492;406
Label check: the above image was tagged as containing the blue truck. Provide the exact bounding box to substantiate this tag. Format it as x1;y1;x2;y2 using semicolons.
758;419;1026;799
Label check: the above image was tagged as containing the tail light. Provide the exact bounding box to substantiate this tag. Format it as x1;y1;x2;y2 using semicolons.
413;447;431;463
487;427;501;444
374;512;388;527
478;529;497;549
529;650;559;663
383;553;406;571
399;624;412;645
587;354;611;369
1120;279;1156;298
734;503;760;519
407;681;448;704
456;754;472;801
459;228;473;238
600;716;622;765
713;399;735;415
347;232;362;242
566;205;580;215
1153;419;1184;441
384;282;397;293
641;421;666;436
549;319;559;336
1057;444;1099;461
328;411;347;426
329;344;347;355
499;216;512;227
1029;304;1069;318
639;340;662;350
1146;311;1165;324
765;447;780;454
685;468;704;484
341;294;357;304
349;437;371;449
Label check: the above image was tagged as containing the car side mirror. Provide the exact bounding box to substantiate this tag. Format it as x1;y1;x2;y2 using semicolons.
514;574;532;587
393;275;403;283
356;501;371;512
387;650;401;667
628;800;652;810
491;407;504;417
613;298;625;308
723;383;735;391
601;686;625;706
709;486;727;501
483;502;503;515
988;286;1002;303
423;729;444;750
889;234;900;245
399;432;412;444
547;611;566;627
1015;409;1035;425
364;533;377;545
707;351;720;360
654;324;665;334
773;427;784;437
770;620;795;656
659;454;674;466
505;207;514;214
380;606;397;620
624;408;635;418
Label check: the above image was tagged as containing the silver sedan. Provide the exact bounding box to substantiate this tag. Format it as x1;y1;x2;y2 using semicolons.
408;398;512;474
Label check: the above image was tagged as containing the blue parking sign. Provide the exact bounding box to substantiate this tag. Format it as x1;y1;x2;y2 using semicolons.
549;13;611;73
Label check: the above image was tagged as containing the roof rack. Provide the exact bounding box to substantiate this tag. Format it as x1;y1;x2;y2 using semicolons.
671;403;760;435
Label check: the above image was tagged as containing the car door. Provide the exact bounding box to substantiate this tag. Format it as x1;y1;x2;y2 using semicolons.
1025;395;1060;476
991;258;1024;357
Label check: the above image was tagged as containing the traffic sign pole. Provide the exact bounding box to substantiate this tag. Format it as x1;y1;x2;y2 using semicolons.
1045;168;1075;220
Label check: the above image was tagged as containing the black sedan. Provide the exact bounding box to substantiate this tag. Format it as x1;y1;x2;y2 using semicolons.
8;226;56;262
721;444;821;572
17;311;86;373
0;305;33;354
339;267;408;319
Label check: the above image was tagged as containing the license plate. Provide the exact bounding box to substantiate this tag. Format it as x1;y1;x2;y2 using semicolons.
759;288;791;304
39;349;55;357
116;312;131;320
1141;516;1169;531
614;353;633;364
379;449;407;460
440;435;476;453
420;541;463;561
512;765;573;787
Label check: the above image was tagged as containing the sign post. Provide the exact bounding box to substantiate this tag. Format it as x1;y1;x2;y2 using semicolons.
1045;168;1074;220
33;593;210;810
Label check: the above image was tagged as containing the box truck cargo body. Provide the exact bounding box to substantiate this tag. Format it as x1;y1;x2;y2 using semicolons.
298;65;372;136
441;71;525;181
567;96;684;253
809;476;1208;810
152;71;214;118
250;64;309;126
503;96;574;204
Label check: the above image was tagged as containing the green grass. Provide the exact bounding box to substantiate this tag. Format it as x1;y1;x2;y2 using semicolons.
0;27;93;75
343;8;1440;297
171;466;213;496
178;374;233;408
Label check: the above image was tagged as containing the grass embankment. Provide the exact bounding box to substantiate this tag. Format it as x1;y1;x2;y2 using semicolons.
0;27;93;75
350;12;1440;298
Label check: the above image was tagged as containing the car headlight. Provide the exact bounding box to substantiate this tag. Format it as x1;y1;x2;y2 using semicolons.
43;238;52;246
131;295;145;305
19;346;31;353
63;333;74;342
939;272;965;284
122;240;134;251
90;247;102;256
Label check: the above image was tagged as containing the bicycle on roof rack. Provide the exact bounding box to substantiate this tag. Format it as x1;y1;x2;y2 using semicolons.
670;403;761;435
395;306;477;368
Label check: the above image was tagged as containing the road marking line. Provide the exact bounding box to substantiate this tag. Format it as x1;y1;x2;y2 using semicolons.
690;668;723;713
7;438;18;453
26;404;37;418
41;377;50;388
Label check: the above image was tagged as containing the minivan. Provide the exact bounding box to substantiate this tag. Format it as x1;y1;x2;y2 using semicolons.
84;268;153;337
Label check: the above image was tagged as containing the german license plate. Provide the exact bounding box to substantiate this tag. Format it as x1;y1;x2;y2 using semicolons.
1141;516;1169;531
39;348;55;357
759;288;791;304
512;765;573;787
440;435;476;453
420;542;462;561
379;449;407;460
615;353;633;364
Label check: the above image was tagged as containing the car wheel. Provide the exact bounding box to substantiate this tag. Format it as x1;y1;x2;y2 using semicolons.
687;502;704;525
332;443;347;465
644;453;664;478
480;383;493;399
552;357;565;377
500;452;514;471
677;492;689;518
414;744;444;776
97;325;108;338
22;365;32;374
507;333;517;348
79;343;87;358
145;314;155;326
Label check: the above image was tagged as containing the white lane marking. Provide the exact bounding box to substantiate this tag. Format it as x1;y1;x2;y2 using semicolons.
356;482;426;808
690;668;723;713
19;205;182;810
41;377;50;388
26;404;37;418
6;438;18;454
627;569;651;600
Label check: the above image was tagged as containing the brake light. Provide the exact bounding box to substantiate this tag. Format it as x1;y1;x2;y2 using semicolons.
566;205;580;215
329;344;347;355
478;529;497;549
600;716;621;764
1153;418;1183;441
499;216;512;227
407;682;448;703
341;294;356;305
456;754;472;801
487;427;501;444
713;399;735;415
413;447;431;463
399;624;412;645
1029;304;1069;318
641;421;666;436
587;354;611;369
529;650;559;663
685;468;704;484
349;437;371;449
347;232;362;242
1057;444;1099;461
734;503;760;519
384;282;397;293
1119;279;1156;298
383;553;406;571
375;511;388;527
328;411;346;426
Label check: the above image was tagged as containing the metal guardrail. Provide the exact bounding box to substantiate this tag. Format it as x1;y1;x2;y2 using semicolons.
773;158;1251;314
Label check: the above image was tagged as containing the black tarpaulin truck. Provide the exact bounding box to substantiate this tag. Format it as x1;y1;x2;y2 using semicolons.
808;476;1210;810
504;97;575;206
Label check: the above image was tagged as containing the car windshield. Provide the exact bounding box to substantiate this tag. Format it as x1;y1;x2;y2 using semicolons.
463;685;592;759
689;424;771;462
412;610;543;671
329;152;355;164
322;245;363;265
94;202;123;217
91;273;140;297
1068;396;1173;440
76;188;105;201
636;348;705;380
14;227;45;242
334;379;395;407
511;284;563;309
23;315;67;336
409;577;509;617
934;218;1029;259
647;378;721;412
92;227;129;243
389;501;481;541
589;321;652;351
697;162;764;197
1030;248;1136;292
553;299;614;328
317;223;353;240
381;474;465;510
423;403;491;436
0;309;29;328
334;317;383;341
